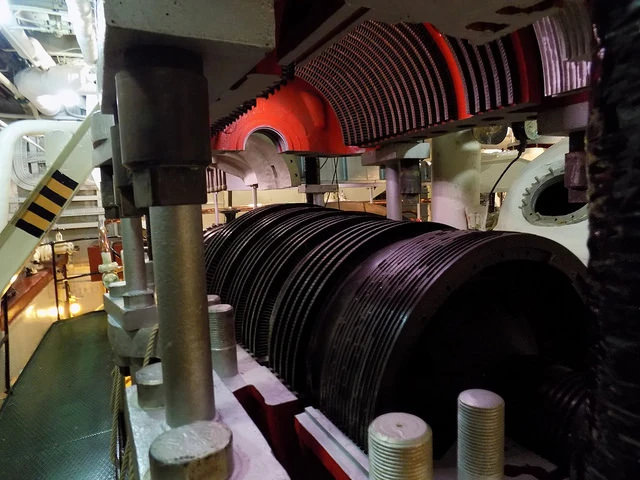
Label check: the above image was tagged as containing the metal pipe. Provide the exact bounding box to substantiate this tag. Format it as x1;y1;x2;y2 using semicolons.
252;184;258;208
214;192;220;226
0;112;39;120
51;243;60;322
150;204;214;427
0;24;55;70
2;294;10;393
120;217;147;293
431;130;481;229
0;120;45;151
14;65;97;117
64;0;98;64
385;161;402;220
0;73;38;118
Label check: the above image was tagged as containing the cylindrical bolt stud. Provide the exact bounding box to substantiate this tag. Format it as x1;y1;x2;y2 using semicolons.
208;304;238;378
135;362;164;410
149;420;233;480
368;412;433;480
457;389;505;480
120;216;148;293
150;204;214;427
207;294;221;307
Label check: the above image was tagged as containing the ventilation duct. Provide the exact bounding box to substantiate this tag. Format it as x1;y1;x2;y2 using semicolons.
14;65;97;116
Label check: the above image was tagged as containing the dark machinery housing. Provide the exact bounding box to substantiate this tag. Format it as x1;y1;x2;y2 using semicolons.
204;205;591;470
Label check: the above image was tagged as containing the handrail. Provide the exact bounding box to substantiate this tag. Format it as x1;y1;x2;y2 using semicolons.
48;234;122;321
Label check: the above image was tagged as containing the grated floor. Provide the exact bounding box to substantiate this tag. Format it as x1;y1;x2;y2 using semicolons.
0;312;115;480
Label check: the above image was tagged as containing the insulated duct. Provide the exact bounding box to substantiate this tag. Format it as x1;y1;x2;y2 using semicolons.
581;1;640;478
14;65;97;116
0;24;55;71
65;0;98;64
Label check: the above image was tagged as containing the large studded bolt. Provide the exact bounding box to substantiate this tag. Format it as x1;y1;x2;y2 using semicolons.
368;412;433;480
457;389;505;480
208;304;238;378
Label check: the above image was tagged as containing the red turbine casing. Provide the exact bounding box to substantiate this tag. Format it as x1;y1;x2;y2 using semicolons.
212;78;364;156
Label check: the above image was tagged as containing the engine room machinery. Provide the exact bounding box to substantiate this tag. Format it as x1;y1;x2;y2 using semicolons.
0;0;638;479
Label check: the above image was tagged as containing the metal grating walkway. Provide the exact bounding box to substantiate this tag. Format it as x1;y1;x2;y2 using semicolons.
0;312;115;479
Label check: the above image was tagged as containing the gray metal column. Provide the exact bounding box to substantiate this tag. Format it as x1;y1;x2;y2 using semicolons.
386;161;402;221
150;204;214;427
116;47;214;428
120;216;147;292
252;184;258;208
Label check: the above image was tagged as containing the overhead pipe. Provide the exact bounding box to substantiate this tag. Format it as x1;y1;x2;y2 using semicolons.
14;65;97;116
0;24;55;71
0;120;44;152
65;0;98;65
431;130;481;229
0;72;38;118
0;120;80;229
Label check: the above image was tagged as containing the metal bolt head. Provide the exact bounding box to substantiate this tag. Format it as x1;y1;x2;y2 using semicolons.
149;420;233;480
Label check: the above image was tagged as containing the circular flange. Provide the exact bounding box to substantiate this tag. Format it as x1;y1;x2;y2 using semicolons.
521;168;588;226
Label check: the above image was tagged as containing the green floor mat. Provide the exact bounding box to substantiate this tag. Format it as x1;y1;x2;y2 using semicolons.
0;312;115;479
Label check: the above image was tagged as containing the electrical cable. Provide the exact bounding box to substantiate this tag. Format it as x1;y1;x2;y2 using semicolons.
324;158;340;207
319;157;331;207
488;123;528;212
489;127;527;196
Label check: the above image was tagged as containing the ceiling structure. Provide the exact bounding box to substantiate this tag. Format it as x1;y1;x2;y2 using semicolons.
0;0;95;119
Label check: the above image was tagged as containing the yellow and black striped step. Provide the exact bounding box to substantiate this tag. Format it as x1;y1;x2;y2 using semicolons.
15;170;79;238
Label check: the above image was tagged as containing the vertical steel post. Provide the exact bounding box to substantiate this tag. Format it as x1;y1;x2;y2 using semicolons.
304;156;319;205
214;192;220;226
150;204;214;427
252;184;258;208
120;216;147;293
385;161;402;221
2;294;9;393
51;242;60;322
